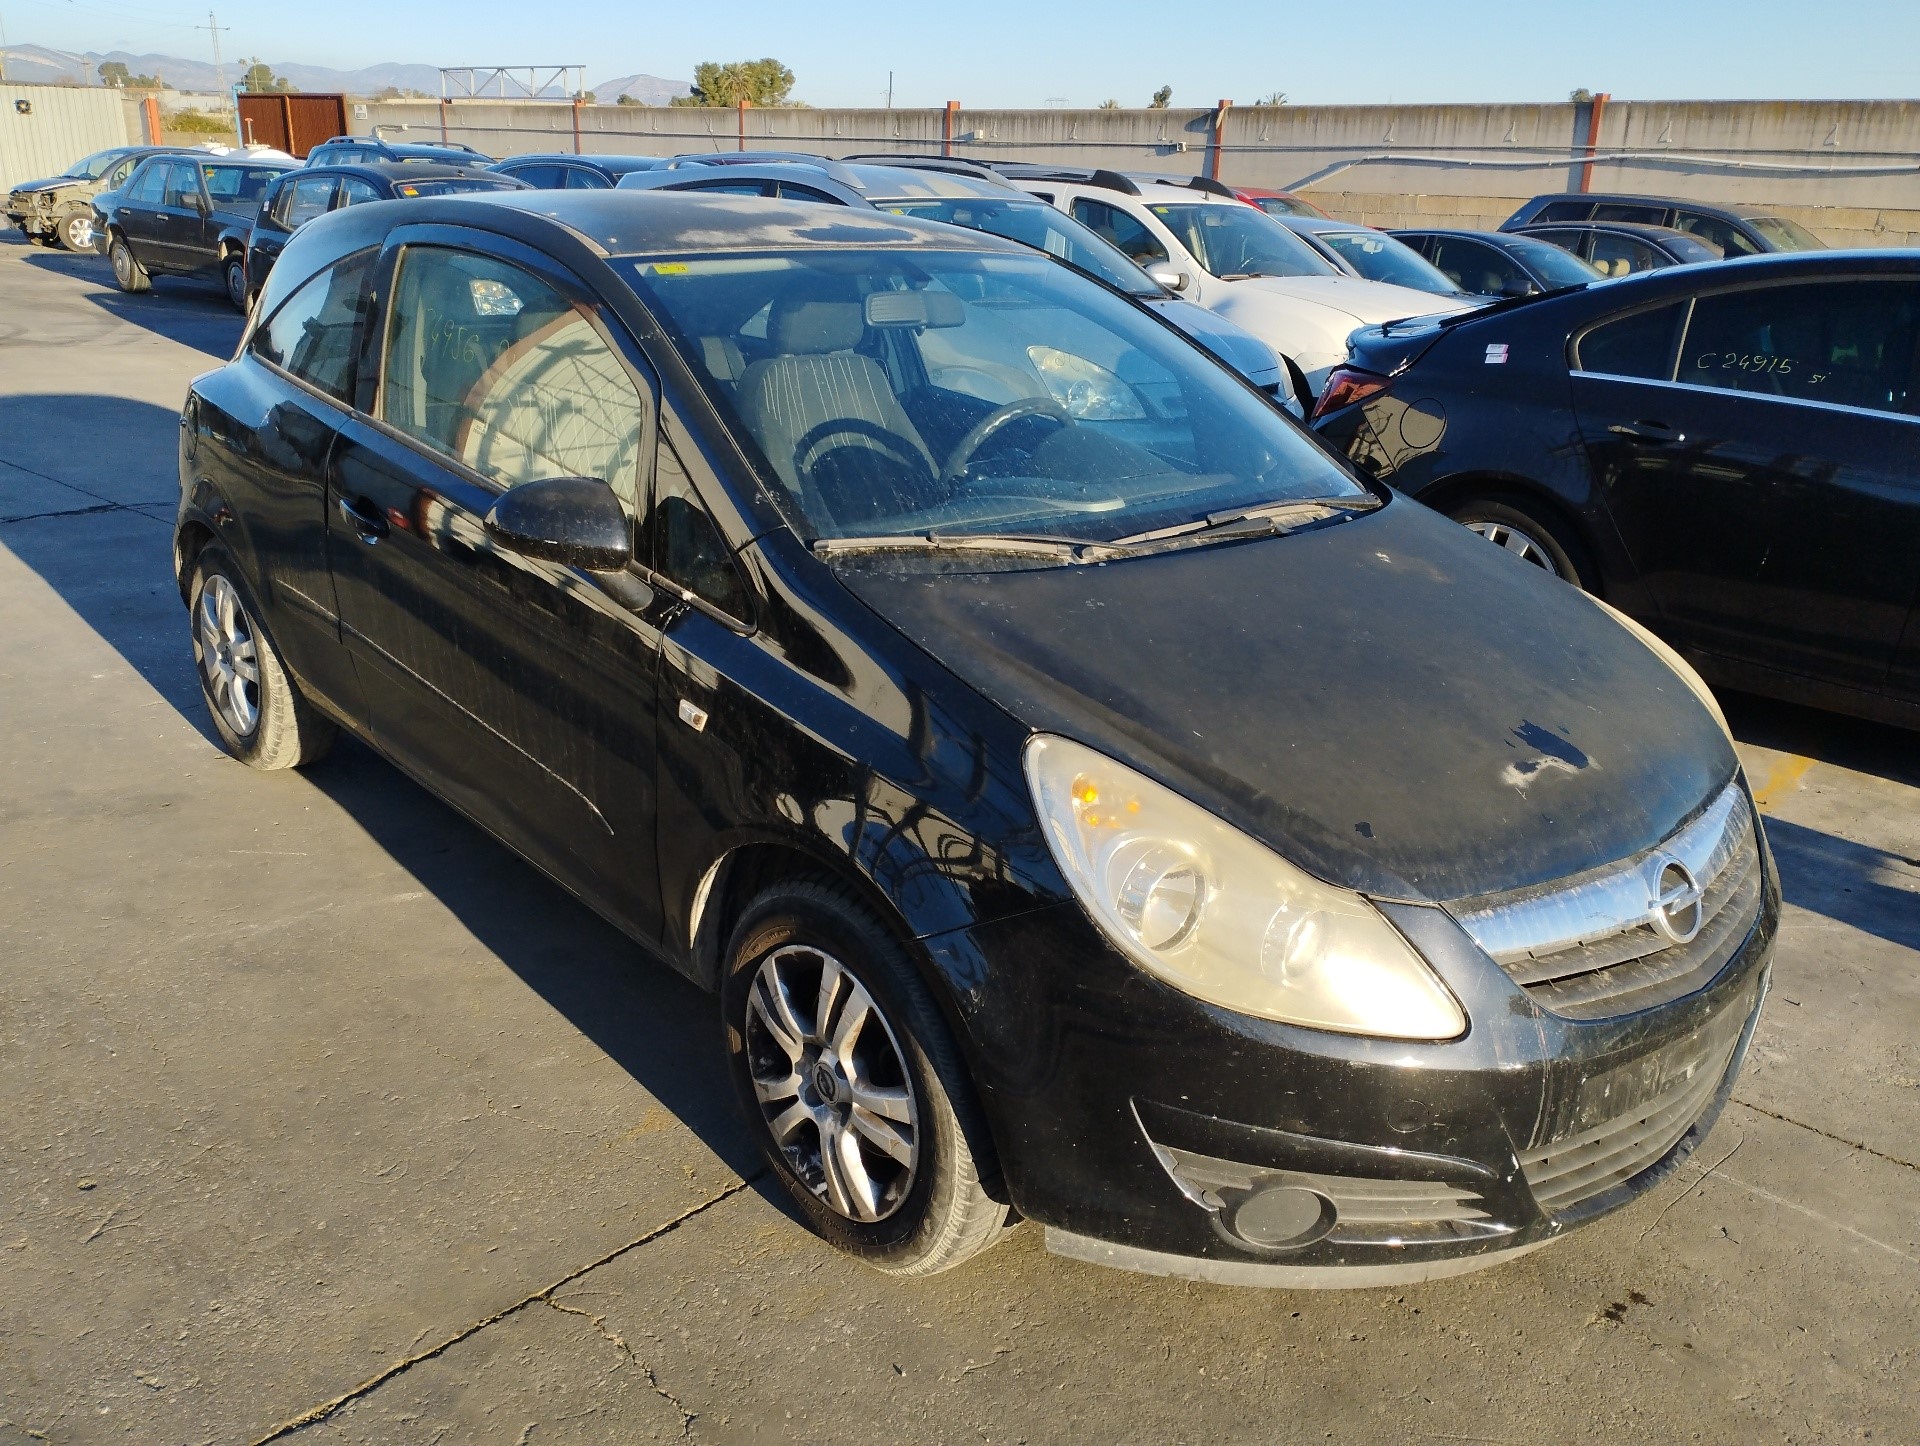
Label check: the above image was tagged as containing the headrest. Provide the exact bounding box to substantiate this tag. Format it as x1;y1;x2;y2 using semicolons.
769;299;864;355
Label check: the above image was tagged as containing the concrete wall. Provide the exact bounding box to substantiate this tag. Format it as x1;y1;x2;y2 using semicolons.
0;82;134;193
352;97;1920;247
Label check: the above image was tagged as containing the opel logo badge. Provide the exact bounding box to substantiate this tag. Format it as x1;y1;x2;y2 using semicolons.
1647;854;1705;943
812;1062;840;1105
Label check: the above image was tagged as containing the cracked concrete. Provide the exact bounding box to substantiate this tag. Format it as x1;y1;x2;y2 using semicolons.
3;228;1917;1443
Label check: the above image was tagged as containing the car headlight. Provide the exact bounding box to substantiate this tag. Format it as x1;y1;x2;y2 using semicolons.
1024;735;1466;1040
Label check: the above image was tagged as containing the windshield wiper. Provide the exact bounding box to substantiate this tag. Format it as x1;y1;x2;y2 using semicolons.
812;531;1133;564
1108;495;1380;552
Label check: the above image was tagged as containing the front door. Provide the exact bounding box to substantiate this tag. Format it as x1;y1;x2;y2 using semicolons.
1574;277;1920;691
154;160;210;272
114;160;170;265
328;236;670;939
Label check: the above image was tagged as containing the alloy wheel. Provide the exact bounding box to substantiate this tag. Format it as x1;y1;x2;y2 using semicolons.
1465;519;1563;576
62;213;93;251
744;944;919;1223
195;574;261;738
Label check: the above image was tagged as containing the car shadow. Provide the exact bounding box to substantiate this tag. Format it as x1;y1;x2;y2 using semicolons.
1;392;768;1198
12;243;244;359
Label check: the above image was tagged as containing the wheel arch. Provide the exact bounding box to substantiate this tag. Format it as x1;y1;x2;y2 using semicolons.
173;517;217;603
1413;471;1610;597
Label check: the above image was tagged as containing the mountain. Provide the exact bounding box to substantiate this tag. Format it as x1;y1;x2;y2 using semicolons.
0;44;688;103
588;74;693;106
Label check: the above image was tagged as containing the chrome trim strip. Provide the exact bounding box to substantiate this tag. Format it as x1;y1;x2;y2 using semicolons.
1452;780;1748;967
1570;369;1920;427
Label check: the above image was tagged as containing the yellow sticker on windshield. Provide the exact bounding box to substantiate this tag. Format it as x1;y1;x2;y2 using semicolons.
652;262;690;274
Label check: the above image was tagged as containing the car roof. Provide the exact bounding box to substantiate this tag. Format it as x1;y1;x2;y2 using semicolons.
991;164;1239;202
1393;227;1532;243
1272;215;1374;234
840;164;1020;200
297;190;1035;262
1520;220;1701;242
1554;191;1744;218
278;160;509;186
501;152;667;174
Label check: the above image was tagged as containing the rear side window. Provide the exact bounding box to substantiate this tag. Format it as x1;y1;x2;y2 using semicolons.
1069;199;1169;266
379;247;650;511
564;166;611;190
1589;233;1661;277
338;178;381;206
1532;200;1595;224
251;252;375;402
503;163;564;189
1575;303;1686;379
1674;211;1760;258
1428;236;1529;297
1593;203;1666;225
1680;280;1920;415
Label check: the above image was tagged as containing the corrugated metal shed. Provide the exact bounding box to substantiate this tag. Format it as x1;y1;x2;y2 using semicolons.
0;84;133;193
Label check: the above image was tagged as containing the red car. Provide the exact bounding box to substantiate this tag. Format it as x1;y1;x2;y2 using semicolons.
1231;185;1328;219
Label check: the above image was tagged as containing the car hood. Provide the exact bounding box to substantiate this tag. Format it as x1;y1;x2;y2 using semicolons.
11;176;80;197
1144;297;1282;384
836;497;1736;904
1230;274;1473;325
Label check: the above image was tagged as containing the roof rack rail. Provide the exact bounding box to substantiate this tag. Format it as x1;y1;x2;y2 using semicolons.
836;153;1015;186
1124;172;1238;199
980;162;1142;195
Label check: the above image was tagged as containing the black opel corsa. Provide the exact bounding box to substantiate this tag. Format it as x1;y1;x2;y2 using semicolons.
174;192;1777;1284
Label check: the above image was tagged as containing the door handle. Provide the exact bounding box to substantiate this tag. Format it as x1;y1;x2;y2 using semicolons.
1608;419;1686;445
337;495;389;542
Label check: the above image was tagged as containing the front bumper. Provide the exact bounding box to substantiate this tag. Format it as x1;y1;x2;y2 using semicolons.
923;848;1778;1286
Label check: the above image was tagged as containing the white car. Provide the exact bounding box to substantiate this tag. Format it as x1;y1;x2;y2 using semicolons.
999;168;1471;402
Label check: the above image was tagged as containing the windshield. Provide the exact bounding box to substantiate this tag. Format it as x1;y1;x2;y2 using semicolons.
1315;230;1460;294
1502;235;1602;288
1147;203;1333;279
624;248;1363;547
66;150;122;181
1744;215;1825;252
878;198;1156;297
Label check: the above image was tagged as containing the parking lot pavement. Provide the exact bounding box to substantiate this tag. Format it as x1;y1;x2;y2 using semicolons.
1;230;1914;1444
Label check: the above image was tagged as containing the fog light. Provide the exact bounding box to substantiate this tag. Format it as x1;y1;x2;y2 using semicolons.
1230;1185;1336;1249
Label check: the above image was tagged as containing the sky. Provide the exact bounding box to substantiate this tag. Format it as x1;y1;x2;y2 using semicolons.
4;0;1917;108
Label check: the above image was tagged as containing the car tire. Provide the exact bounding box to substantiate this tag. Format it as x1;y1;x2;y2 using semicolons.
1448;497;1596;591
108;234;150;294
188;545;335;770
57;208;94;253
223;253;249;313
721;876;1009;1276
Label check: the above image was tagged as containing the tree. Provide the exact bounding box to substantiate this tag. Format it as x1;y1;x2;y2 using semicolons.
615;94;644;107
670;58;797;107
1569;87;1595;103
238;59;293;94
1097;99;1120;110
98;61;129;88
372;85;432;101
578;90;596;104
1254;90;1288;106
1149;85;1172;109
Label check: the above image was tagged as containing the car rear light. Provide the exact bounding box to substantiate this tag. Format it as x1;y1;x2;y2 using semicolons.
1311;367;1391;421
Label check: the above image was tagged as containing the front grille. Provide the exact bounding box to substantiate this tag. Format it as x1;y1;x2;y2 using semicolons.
1519;1022;1742;1215
1451;780;1762;1019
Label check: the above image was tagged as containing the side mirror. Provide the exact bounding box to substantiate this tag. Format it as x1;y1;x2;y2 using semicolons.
483;476;631;573
1499;276;1537;298
1149;266;1194;293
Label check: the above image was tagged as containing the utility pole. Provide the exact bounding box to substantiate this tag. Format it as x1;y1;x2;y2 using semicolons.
886;71;893;110
197;11;229;104
0;9;11;83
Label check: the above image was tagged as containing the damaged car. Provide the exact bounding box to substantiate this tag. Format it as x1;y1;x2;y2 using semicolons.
174;192;1777;1285
6;145;188;252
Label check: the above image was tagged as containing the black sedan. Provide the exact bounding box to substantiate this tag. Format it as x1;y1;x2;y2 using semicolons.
490;152;670;189
1314;250;1920;730
1513;220;1722;277
246;161;526;304
96;152;296;309
174;190;1774;1284
1267;214;1483;301
1393;228;1603;298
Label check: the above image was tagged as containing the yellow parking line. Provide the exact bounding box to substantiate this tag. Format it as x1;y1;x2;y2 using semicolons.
1748;754;1815;812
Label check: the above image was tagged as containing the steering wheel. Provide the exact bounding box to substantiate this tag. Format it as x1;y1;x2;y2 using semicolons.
939;397;1071;487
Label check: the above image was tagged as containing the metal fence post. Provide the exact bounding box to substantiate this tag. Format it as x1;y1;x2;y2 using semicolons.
1207;98;1232;181
1578;92;1610;192
943;100;961;157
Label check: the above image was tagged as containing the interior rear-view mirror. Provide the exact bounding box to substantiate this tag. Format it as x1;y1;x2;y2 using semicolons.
484;476;631;573
1500;277;1537;298
865;291;966;329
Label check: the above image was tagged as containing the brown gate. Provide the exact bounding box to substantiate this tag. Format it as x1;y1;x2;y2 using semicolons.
236;93;348;158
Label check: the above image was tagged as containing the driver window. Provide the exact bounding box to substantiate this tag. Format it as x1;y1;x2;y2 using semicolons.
379;246;650;512
161;162;199;210
1430;237;1526;297
127;162;167;204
